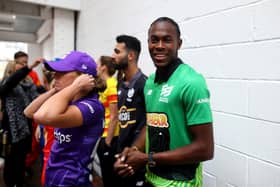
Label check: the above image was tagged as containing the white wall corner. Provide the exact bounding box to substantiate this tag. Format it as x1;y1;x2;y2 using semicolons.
36;19;53;44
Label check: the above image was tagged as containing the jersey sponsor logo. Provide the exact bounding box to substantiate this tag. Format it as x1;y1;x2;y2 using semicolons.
80;101;95;114
147;89;153;95
127;88;135;98
147;113;169;128
159;84;173;103
197;98;210;104
118;105;136;128
54;130;72;144
118;90;122;95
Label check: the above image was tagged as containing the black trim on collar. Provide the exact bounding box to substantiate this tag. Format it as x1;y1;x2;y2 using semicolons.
154;58;182;84
120;70;144;89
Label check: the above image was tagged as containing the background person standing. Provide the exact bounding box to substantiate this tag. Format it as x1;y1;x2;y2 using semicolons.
95;56;119;187
112;35;149;187
0;59;42;187
24;51;106;187
14;51;42;177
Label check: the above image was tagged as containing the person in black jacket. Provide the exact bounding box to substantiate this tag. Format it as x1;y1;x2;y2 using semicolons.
112;35;149;187
0;59;42;187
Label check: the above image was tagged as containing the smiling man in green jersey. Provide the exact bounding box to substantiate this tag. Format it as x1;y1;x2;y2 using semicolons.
114;17;214;187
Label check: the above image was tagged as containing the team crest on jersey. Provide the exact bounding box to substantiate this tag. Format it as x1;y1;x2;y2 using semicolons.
159;84;173;103
147;113;169;128
126;88;135;102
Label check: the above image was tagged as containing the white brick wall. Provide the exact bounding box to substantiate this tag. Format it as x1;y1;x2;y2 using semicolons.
27;43;43;81
40;8;74;61
53;8;74;58
77;0;280;186
248;81;280;122
204;146;248;187
42;35;53;60
248;158;280;187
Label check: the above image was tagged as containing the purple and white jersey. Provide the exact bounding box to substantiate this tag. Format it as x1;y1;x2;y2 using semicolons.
44;94;104;187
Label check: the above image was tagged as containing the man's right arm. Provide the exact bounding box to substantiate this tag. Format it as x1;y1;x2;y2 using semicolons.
148;123;214;165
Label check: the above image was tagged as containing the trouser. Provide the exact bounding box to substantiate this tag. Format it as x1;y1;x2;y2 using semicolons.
25;121;40;168
116;169;152;187
97;137;152;187
96;136;118;187
3;137;30;187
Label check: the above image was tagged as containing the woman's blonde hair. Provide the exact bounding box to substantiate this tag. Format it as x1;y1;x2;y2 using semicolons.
3;60;16;78
3;60;32;82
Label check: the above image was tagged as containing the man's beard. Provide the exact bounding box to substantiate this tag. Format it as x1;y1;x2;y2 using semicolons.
115;57;128;70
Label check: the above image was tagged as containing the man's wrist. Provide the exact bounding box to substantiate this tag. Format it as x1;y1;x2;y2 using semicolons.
148;152;156;167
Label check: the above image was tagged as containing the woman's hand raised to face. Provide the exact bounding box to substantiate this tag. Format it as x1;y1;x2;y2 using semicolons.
71;74;95;94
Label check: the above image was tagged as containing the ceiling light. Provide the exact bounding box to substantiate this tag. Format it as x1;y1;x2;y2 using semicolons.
0;13;16;23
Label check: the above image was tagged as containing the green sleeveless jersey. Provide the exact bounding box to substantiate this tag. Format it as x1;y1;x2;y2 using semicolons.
144;63;212;186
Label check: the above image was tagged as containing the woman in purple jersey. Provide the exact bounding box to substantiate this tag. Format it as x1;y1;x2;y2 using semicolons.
24;51;106;187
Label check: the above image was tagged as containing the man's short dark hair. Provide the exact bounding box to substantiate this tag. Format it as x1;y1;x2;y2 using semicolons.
14;51;28;59
116;35;141;61
149;17;181;39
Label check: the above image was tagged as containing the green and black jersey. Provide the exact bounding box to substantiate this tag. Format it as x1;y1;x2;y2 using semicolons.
144;63;212;186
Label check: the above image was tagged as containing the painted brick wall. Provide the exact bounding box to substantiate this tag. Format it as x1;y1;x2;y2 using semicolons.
38;8;74;60
77;0;280;186
53;8;74;58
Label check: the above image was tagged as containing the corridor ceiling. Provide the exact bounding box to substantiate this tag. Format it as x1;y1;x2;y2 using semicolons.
0;0;46;42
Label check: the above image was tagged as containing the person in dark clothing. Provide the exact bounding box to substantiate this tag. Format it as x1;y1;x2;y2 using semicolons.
14;51;43;177
94;56;118;187
0;59;42;187
112;35;149;187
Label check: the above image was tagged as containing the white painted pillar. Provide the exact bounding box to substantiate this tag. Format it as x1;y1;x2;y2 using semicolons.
53;8;75;58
